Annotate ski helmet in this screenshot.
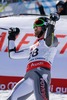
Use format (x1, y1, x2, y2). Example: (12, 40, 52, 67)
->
(56, 0, 64, 9)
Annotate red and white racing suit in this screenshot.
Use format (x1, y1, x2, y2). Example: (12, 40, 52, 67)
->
(7, 36, 58, 100)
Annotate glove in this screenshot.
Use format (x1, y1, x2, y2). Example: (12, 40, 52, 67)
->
(8, 27, 20, 40)
(50, 13, 60, 21)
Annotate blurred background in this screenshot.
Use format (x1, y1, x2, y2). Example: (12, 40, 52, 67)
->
(0, 0, 66, 17)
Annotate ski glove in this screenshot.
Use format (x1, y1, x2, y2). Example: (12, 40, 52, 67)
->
(8, 27, 20, 40)
(50, 13, 60, 21)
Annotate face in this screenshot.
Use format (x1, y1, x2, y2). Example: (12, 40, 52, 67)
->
(34, 26, 42, 37)
(57, 6, 64, 13)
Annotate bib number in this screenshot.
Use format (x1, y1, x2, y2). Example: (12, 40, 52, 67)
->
(29, 48, 39, 59)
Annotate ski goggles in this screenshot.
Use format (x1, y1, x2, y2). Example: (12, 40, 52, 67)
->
(33, 19, 47, 28)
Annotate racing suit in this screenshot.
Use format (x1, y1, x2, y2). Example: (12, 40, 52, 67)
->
(7, 23, 58, 100)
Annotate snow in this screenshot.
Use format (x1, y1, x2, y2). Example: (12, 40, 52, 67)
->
(0, 90, 67, 100)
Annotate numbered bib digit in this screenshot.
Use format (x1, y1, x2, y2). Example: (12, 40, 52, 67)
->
(32, 48, 39, 57)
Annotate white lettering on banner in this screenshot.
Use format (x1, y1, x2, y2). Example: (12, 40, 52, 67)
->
(0, 82, 17, 90)
(50, 85, 53, 92)
(56, 87, 67, 94)
(0, 83, 67, 94)
(50, 85, 67, 94)
(7, 82, 17, 89)
(0, 84, 6, 90)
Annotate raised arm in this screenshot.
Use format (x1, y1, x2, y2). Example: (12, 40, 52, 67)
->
(8, 28, 29, 59)
(36, 1, 46, 15)
(45, 13, 60, 47)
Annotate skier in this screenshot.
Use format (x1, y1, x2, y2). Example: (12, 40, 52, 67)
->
(7, 13, 59, 100)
